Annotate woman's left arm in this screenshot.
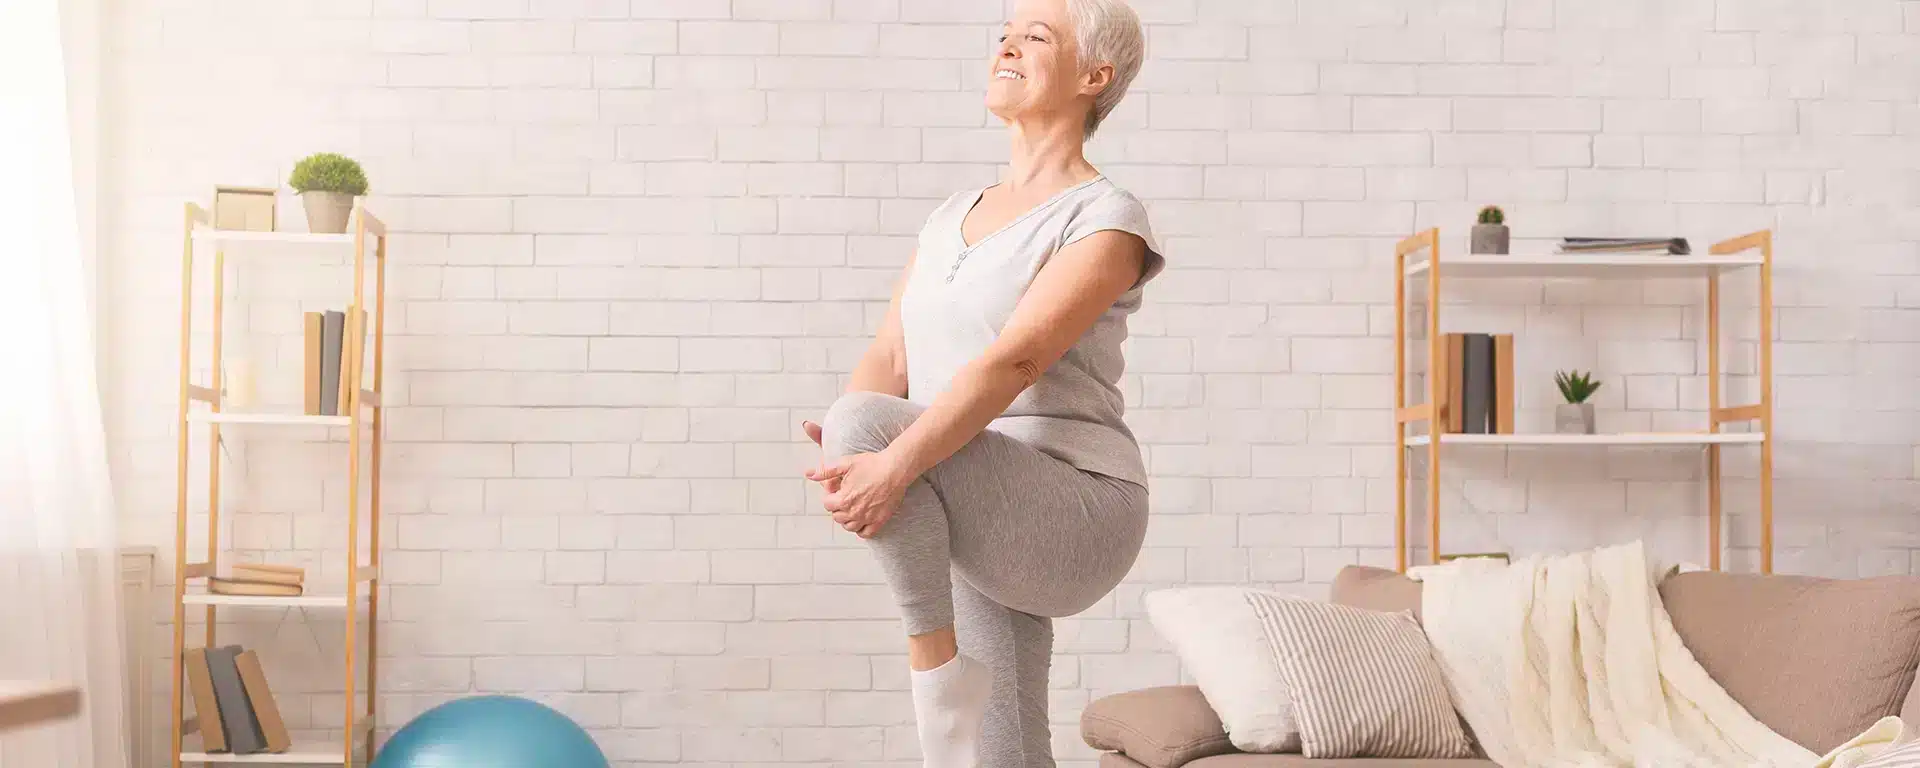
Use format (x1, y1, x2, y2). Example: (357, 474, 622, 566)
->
(813, 229, 1147, 536)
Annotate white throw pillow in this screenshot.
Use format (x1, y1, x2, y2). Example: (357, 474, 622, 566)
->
(1143, 586, 1301, 753)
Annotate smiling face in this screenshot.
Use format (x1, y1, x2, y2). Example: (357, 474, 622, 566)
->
(986, 0, 1111, 129)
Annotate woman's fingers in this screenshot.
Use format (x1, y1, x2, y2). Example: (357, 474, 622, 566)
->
(802, 420, 823, 446)
(805, 458, 851, 483)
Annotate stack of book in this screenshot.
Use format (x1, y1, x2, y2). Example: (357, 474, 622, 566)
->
(183, 645, 291, 755)
(302, 307, 366, 416)
(1435, 332, 1516, 435)
(207, 563, 305, 597)
(1556, 237, 1691, 255)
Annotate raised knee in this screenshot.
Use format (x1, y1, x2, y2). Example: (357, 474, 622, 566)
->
(822, 391, 914, 457)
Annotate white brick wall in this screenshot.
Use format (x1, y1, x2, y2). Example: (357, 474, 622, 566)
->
(100, 0, 1920, 764)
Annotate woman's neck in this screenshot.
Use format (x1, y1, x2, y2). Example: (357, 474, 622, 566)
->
(1002, 113, 1097, 194)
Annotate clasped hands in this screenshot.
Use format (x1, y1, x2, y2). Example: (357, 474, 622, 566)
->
(801, 420, 910, 540)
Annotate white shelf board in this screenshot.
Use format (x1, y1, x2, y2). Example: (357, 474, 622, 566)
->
(1405, 253, 1763, 279)
(188, 411, 351, 427)
(1406, 432, 1764, 447)
(182, 592, 350, 608)
(191, 228, 355, 246)
(179, 745, 348, 764)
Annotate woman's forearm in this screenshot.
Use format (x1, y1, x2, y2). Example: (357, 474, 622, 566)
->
(847, 341, 908, 397)
(877, 354, 1029, 480)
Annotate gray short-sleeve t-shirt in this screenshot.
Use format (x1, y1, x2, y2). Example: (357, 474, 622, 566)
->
(900, 175, 1164, 486)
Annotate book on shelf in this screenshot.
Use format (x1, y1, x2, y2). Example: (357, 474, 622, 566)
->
(231, 562, 305, 587)
(207, 579, 304, 597)
(304, 306, 366, 417)
(1434, 332, 1515, 435)
(201, 562, 307, 596)
(183, 645, 290, 755)
(1556, 237, 1691, 255)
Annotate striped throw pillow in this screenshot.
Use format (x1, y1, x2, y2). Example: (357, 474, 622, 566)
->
(1245, 592, 1473, 759)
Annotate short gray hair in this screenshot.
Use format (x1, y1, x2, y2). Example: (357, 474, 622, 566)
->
(1067, 0, 1145, 138)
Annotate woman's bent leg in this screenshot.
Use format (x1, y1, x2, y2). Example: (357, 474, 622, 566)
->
(820, 392, 957, 635)
(955, 578, 1056, 768)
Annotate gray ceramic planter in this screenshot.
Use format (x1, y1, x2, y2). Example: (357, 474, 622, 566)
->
(1471, 223, 1510, 254)
(1555, 402, 1595, 434)
(302, 191, 355, 234)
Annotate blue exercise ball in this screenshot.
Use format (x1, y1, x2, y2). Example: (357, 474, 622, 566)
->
(372, 695, 607, 768)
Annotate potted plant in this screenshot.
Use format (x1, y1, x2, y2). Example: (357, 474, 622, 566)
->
(1472, 205, 1509, 254)
(1553, 370, 1600, 434)
(289, 152, 368, 234)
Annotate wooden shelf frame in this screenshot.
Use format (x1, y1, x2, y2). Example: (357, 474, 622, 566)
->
(1391, 229, 1774, 574)
(169, 200, 389, 767)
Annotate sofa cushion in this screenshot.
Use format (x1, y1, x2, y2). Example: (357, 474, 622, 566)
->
(1099, 752, 1499, 768)
(1082, 685, 1237, 768)
(1187, 756, 1497, 767)
(1658, 570, 1920, 754)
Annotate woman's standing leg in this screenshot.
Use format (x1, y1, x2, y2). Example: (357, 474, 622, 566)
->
(821, 393, 988, 768)
(819, 391, 1147, 767)
(954, 578, 1056, 768)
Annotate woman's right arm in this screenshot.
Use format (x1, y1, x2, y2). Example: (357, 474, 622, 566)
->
(844, 251, 915, 398)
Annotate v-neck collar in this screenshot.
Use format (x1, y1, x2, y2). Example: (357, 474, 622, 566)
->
(957, 174, 1106, 253)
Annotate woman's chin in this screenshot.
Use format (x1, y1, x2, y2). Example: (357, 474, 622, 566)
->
(984, 95, 1029, 123)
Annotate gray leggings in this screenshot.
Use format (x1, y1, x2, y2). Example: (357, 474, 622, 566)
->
(821, 391, 1149, 767)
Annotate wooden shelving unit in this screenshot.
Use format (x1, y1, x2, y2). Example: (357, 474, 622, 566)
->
(1391, 229, 1774, 574)
(169, 201, 389, 767)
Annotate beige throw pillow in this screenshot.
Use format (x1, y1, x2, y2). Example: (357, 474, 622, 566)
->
(1244, 591, 1473, 760)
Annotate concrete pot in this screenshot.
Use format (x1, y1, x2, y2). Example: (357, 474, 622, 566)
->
(1471, 223, 1510, 254)
(1555, 402, 1595, 434)
(301, 190, 355, 234)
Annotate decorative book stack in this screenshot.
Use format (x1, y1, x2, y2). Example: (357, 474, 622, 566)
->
(206, 563, 306, 598)
(1433, 332, 1515, 435)
(182, 645, 291, 756)
(302, 307, 367, 417)
(1557, 237, 1691, 255)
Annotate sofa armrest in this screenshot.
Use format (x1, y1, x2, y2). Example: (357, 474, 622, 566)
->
(1081, 685, 1237, 768)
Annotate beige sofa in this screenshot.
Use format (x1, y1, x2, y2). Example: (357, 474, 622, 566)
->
(1082, 565, 1920, 768)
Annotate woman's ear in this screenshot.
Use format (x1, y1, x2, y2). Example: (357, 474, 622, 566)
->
(1079, 62, 1114, 98)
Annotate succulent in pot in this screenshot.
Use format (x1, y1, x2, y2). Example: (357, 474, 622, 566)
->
(1472, 204, 1510, 255)
(1553, 370, 1601, 434)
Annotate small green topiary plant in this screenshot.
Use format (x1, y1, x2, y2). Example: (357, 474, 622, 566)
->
(289, 152, 369, 196)
(1554, 370, 1600, 403)
(1477, 205, 1505, 225)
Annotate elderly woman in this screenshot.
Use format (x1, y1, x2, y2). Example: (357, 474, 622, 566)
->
(799, 0, 1158, 765)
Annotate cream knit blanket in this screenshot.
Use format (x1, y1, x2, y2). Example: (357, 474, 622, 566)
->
(1407, 541, 1910, 768)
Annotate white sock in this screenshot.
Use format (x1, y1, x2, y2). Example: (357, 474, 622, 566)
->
(910, 653, 991, 768)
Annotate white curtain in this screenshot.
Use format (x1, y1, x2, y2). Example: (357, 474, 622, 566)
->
(0, 0, 131, 765)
